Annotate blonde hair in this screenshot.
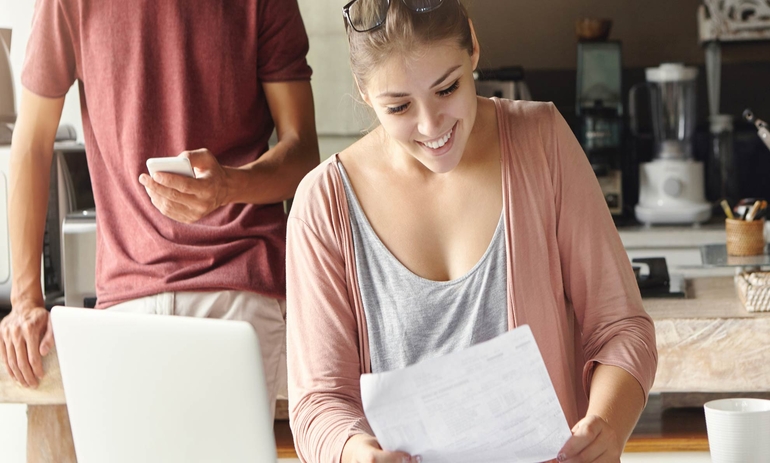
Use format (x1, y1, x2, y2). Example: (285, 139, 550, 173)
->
(345, 0, 473, 91)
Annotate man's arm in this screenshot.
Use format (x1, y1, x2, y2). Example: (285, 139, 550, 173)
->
(0, 88, 65, 388)
(139, 80, 320, 223)
(226, 80, 320, 204)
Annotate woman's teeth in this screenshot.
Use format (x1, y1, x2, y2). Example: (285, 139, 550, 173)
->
(422, 128, 453, 149)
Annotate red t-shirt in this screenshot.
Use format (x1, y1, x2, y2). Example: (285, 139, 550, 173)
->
(21, 0, 312, 307)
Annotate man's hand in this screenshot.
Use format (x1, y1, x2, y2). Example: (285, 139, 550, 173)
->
(139, 149, 231, 223)
(556, 414, 622, 463)
(0, 306, 54, 388)
(342, 434, 421, 463)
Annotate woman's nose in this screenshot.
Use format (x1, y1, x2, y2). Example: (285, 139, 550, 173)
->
(416, 103, 443, 138)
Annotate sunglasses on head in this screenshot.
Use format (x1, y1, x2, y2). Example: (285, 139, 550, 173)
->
(343, 0, 446, 33)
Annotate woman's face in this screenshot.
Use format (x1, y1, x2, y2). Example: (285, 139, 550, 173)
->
(360, 35, 480, 174)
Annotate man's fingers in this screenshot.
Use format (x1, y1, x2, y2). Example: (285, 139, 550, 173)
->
(147, 190, 199, 223)
(14, 340, 38, 388)
(183, 148, 215, 169)
(40, 317, 54, 357)
(143, 176, 196, 202)
(0, 333, 10, 378)
(25, 326, 45, 379)
(5, 340, 24, 386)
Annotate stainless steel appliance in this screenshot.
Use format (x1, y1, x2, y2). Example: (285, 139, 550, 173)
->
(630, 63, 711, 225)
(62, 209, 96, 308)
(1, 29, 14, 145)
(0, 144, 94, 309)
(576, 41, 624, 215)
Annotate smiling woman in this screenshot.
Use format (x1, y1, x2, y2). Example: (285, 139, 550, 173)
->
(286, 1, 658, 463)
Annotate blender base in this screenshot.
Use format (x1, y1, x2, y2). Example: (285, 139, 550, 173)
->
(635, 159, 712, 225)
(635, 203, 712, 225)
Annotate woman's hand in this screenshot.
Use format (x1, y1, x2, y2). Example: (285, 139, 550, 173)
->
(342, 434, 421, 463)
(556, 414, 622, 463)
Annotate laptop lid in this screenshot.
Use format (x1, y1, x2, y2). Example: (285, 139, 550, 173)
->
(51, 306, 277, 463)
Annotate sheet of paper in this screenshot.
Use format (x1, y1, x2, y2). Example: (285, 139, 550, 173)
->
(360, 325, 572, 463)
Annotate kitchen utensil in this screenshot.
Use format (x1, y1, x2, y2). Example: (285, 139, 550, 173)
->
(743, 108, 770, 152)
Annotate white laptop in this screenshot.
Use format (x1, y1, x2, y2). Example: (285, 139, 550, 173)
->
(51, 306, 277, 463)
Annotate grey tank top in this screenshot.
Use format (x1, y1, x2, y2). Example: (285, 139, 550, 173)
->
(338, 164, 508, 373)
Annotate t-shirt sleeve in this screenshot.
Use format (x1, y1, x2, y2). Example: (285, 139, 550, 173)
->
(21, 0, 78, 98)
(257, 0, 312, 82)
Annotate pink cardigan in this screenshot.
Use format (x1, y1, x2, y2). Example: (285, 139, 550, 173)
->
(286, 99, 657, 463)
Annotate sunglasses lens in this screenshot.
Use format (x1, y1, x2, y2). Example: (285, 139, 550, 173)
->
(348, 0, 389, 32)
(402, 0, 443, 13)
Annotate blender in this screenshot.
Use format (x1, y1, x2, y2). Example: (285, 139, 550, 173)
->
(630, 63, 712, 225)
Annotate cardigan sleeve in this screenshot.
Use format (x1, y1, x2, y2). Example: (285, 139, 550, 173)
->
(286, 169, 373, 463)
(545, 104, 658, 402)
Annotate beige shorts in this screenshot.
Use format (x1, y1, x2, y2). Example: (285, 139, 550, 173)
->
(108, 290, 287, 421)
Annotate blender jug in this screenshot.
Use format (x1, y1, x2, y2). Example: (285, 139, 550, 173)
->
(630, 63, 711, 225)
(629, 63, 698, 160)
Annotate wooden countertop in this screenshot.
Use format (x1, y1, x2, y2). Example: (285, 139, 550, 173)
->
(643, 276, 769, 319)
(0, 347, 65, 405)
(645, 277, 770, 393)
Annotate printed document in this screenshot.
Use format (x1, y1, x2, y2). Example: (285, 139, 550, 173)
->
(360, 325, 572, 463)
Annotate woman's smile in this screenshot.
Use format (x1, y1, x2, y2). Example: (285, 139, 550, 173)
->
(417, 121, 457, 156)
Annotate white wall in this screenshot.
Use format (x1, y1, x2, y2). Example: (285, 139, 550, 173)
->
(297, 0, 367, 159)
(0, 0, 84, 142)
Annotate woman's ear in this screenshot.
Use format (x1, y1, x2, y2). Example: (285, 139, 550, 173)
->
(469, 19, 480, 71)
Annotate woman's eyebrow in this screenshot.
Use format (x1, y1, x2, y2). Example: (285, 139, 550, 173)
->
(376, 64, 464, 99)
(431, 64, 462, 88)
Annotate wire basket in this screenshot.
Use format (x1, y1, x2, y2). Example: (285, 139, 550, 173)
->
(735, 271, 770, 313)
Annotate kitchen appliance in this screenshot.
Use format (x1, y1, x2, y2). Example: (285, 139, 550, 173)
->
(633, 257, 685, 298)
(576, 41, 624, 215)
(474, 66, 532, 101)
(62, 209, 97, 308)
(1, 29, 15, 145)
(0, 144, 94, 309)
(630, 63, 712, 225)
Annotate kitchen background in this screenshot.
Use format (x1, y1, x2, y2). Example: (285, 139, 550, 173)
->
(1, 1, 769, 462)
(2, 0, 769, 212)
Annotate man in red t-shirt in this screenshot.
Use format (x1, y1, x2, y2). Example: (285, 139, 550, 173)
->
(0, 0, 318, 425)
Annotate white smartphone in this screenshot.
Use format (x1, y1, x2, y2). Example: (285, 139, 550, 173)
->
(146, 157, 195, 178)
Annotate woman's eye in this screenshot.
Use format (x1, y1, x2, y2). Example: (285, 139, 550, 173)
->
(438, 80, 460, 97)
(386, 103, 409, 115)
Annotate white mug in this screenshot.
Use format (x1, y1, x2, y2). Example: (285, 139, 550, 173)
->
(704, 398, 770, 463)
